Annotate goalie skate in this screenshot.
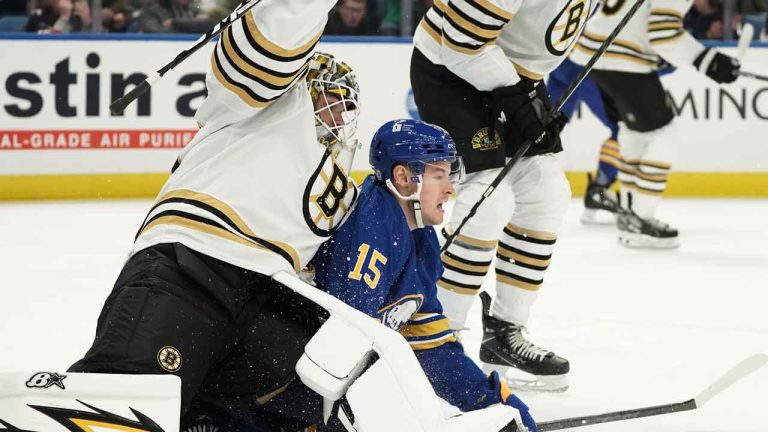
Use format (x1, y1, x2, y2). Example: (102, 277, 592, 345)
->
(478, 292, 569, 393)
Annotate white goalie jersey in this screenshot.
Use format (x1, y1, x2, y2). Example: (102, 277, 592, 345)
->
(570, 0, 706, 73)
(413, 0, 598, 91)
(132, 0, 358, 276)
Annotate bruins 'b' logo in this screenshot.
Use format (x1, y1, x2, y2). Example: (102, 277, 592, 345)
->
(157, 346, 182, 372)
(546, 0, 590, 56)
(303, 151, 358, 237)
(471, 127, 501, 151)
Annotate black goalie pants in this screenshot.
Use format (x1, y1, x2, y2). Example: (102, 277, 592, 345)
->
(68, 243, 324, 427)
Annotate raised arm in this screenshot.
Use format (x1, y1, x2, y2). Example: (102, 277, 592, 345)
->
(196, 0, 337, 127)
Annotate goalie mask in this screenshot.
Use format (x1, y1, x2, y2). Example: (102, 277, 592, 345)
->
(306, 52, 360, 154)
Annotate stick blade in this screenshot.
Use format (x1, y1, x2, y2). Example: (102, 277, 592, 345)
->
(694, 353, 768, 407)
(737, 23, 754, 61)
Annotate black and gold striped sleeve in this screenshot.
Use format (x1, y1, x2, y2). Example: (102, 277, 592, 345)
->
(648, 6, 684, 45)
(208, 0, 332, 109)
(428, 0, 514, 55)
(646, 0, 706, 67)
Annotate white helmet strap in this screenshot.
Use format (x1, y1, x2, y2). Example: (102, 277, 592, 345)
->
(385, 176, 425, 229)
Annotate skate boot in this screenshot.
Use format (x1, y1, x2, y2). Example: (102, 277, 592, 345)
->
(581, 173, 619, 225)
(478, 292, 570, 392)
(617, 194, 679, 249)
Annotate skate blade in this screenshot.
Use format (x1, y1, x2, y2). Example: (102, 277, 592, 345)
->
(618, 232, 680, 249)
(581, 208, 617, 225)
(482, 364, 570, 393)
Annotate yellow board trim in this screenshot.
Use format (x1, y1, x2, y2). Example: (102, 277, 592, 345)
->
(1, 171, 768, 201)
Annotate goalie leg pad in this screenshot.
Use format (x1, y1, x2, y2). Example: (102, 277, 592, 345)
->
(0, 372, 180, 432)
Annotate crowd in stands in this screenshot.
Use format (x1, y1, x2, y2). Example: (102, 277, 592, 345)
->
(0, 0, 765, 38)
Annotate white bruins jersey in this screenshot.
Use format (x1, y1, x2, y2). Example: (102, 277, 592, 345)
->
(413, 0, 597, 91)
(570, 0, 705, 73)
(132, 0, 358, 276)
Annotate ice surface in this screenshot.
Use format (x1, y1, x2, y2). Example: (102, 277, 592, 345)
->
(1, 198, 766, 431)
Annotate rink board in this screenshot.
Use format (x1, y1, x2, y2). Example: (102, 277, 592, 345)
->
(0, 34, 766, 199)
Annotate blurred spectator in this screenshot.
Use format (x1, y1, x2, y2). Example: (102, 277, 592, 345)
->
(26, 0, 92, 32)
(737, 0, 767, 38)
(325, 0, 378, 35)
(0, 0, 28, 16)
(102, 0, 135, 32)
(378, 0, 430, 36)
(140, 0, 214, 33)
(685, 0, 738, 38)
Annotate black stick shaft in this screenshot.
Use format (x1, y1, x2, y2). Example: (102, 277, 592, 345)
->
(441, 0, 647, 253)
(537, 399, 697, 431)
(551, 0, 648, 113)
(739, 70, 768, 82)
(109, 0, 262, 115)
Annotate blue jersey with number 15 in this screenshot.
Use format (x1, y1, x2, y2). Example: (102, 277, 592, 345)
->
(311, 176, 507, 412)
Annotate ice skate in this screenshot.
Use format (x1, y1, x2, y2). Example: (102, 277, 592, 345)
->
(581, 173, 619, 225)
(617, 195, 679, 249)
(478, 292, 570, 392)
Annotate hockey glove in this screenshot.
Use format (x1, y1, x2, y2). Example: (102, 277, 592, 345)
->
(489, 370, 538, 432)
(694, 48, 740, 84)
(492, 78, 565, 158)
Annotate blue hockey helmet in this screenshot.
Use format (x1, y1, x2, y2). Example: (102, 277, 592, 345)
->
(369, 119, 463, 183)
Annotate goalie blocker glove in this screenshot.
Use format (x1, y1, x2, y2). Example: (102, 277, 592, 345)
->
(694, 48, 740, 84)
(492, 78, 567, 158)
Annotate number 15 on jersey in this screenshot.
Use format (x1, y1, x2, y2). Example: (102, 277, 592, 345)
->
(348, 243, 388, 289)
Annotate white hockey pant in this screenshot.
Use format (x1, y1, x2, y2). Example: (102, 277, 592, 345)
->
(438, 154, 571, 328)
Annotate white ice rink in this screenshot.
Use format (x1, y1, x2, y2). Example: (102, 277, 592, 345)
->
(1, 198, 767, 431)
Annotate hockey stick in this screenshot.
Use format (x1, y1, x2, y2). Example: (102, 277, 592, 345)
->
(537, 353, 768, 431)
(109, 0, 264, 115)
(441, 0, 648, 253)
(739, 70, 768, 82)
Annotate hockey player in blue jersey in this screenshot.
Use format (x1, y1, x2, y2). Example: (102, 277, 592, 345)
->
(231, 119, 538, 431)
